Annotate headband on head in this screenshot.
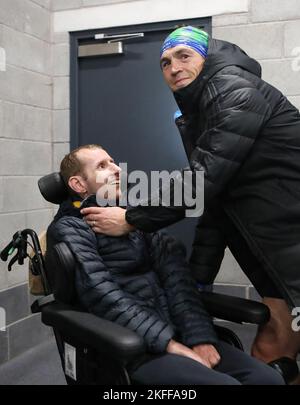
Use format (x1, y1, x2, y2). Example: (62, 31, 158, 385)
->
(160, 26, 209, 59)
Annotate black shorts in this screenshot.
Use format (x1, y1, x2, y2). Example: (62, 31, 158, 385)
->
(222, 215, 283, 299)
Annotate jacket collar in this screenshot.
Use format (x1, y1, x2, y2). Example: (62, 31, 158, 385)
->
(54, 194, 98, 222)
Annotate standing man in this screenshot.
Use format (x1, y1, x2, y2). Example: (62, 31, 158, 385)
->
(81, 26, 300, 369)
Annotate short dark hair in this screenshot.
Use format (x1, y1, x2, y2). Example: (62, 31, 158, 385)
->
(60, 144, 103, 186)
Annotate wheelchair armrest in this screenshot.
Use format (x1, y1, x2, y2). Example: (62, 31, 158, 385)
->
(200, 291, 270, 325)
(41, 302, 145, 363)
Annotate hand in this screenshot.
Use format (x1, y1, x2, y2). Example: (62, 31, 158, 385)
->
(166, 339, 212, 368)
(192, 344, 221, 368)
(80, 206, 134, 236)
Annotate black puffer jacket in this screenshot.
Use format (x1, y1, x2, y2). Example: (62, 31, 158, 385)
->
(126, 38, 300, 308)
(46, 197, 218, 354)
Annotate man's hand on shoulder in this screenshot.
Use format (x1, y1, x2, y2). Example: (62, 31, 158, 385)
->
(80, 206, 134, 236)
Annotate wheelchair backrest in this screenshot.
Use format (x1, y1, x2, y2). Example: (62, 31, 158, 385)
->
(45, 241, 78, 306)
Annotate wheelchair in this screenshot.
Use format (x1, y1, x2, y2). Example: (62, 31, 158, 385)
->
(1, 172, 298, 385)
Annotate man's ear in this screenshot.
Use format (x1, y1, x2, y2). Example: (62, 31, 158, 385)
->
(68, 176, 87, 195)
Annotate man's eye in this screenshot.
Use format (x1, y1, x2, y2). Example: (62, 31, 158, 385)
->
(181, 54, 189, 60)
(161, 61, 170, 69)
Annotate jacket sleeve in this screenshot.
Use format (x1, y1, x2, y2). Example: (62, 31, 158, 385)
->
(51, 217, 174, 353)
(145, 231, 219, 348)
(125, 76, 272, 232)
(189, 76, 272, 204)
(189, 209, 226, 284)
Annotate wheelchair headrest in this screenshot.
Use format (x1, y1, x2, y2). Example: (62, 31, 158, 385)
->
(38, 172, 69, 204)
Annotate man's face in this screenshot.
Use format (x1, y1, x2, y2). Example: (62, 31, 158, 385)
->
(160, 45, 205, 92)
(76, 148, 121, 201)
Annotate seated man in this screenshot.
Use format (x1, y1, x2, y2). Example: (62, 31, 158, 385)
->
(46, 144, 284, 385)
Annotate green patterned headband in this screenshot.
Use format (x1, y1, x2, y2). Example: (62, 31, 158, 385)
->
(160, 26, 209, 58)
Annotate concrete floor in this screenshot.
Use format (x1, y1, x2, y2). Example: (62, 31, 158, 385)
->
(0, 337, 66, 385)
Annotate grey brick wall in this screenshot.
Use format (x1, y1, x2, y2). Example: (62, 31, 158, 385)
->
(52, 30, 70, 171)
(51, 0, 143, 12)
(0, 0, 54, 365)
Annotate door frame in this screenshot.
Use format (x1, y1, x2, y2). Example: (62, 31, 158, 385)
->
(70, 17, 211, 149)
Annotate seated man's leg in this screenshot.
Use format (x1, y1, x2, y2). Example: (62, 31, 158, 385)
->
(130, 353, 241, 385)
(252, 297, 300, 362)
(130, 346, 284, 385)
(214, 341, 285, 385)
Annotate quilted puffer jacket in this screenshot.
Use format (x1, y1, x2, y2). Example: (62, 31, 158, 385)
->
(46, 197, 218, 354)
(125, 38, 300, 308)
